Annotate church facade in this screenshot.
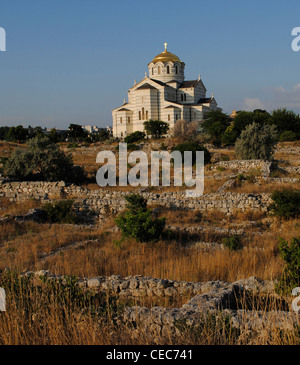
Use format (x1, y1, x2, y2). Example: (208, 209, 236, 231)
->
(112, 44, 219, 138)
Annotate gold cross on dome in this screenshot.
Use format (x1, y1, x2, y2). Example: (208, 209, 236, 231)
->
(164, 42, 167, 51)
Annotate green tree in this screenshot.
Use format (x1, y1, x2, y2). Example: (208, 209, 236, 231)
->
(68, 124, 88, 142)
(5, 125, 29, 143)
(4, 135, 85, 182)
(48, 128, 64, 143)
(235, 122, 277, 160)
(202, 110, 231, 146)
(115, 194, 166, 242)
(0, 126, 9, 140)
(143, 120, 169, 138)
(92, 129, 110, 142)
(269, 108, 300, 138)
(228, 110, 271, 145)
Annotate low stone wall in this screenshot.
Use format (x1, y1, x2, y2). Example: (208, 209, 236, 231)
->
(22, 271, 299, 335)
(0, 181, 66, 201)
(284, 166, 300, 174)
(212, 160, 272, 177)
(75, 192, 272, 221)
(0, 181, 272, 220)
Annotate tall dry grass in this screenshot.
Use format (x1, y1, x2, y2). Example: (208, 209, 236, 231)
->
(0, 271, 299, 345)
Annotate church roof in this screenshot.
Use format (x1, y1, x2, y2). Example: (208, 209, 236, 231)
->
(116, 107, 131, 111)
(179, 80, 199, 88)
(135, 83, 157, 90)
(150, 78, 167, 87)
(198, 97, 213, 104)
(165, 104, 181, 109)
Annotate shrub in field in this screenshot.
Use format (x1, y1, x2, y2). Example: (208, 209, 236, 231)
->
(268, 189, 300, 219)
(172, 141, 211, 165)
(115, 194, 166, 242)
(276, 236, 300, 293)
(124, 131, 145, 143)
(43, 200, 79, 224)
(4, 136, 86, 184)
(115, 143, 140, 151)
(278, 130, 297, 142)
(222, 235, 243, 251)
(235, 122, 277, 161)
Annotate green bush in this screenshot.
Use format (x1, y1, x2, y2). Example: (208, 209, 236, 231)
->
(220, 155, 230, 161)
(222, 235, 243, 250)
(124, 131, 145, 144)
(115, 143, 140, 151)
(43, 200, 79, 224)
(4, 136, 86, 184)
(245, 173, 256, 184)
(172, 141, 211, 165)
(268, 189, 300, 219)
(115, 194, 166, 242)
(236, 173, 246, 184)
(278, 131, 297, 142)
(235, 122, 277, 161)
(67, 143, 79, 149)
(276, 236, 300, 293)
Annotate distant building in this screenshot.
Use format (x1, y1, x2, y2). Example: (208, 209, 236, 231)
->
(81, 125, 99, 134)
(106, 126, 113, 136)
(112, 43, 220, 138)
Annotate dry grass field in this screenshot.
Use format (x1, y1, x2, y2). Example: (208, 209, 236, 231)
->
(0, 140, 299, 345)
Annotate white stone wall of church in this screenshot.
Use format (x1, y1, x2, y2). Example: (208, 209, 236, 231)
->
(194, 83, 207, 101)
(178, 88, 195, 103)
(164, 86, 177, 103)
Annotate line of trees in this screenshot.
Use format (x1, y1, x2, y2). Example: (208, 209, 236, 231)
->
(202, 108, 300, 146)
(0, 124, 110, 144)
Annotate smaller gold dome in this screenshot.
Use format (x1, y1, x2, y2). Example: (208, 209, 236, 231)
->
(150, 43, 182, 64)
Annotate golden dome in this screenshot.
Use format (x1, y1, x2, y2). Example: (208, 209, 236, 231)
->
(150, 43, 183, 64)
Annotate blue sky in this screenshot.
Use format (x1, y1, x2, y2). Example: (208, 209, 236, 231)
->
(0, 0, 300, 129)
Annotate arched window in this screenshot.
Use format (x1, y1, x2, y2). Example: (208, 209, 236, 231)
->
(167, 65, 170, 74)
(175, 65, 178, 74)
(128, 117, 131, 123)
(139, 111, 141, 120)
(152, 67, 154, 75)
(158, 66, 161, 75)
(146, 111, 148, 120)
(142, 107, 145, 120)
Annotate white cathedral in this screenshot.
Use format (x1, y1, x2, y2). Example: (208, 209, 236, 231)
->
(112, 43, 219, 138)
